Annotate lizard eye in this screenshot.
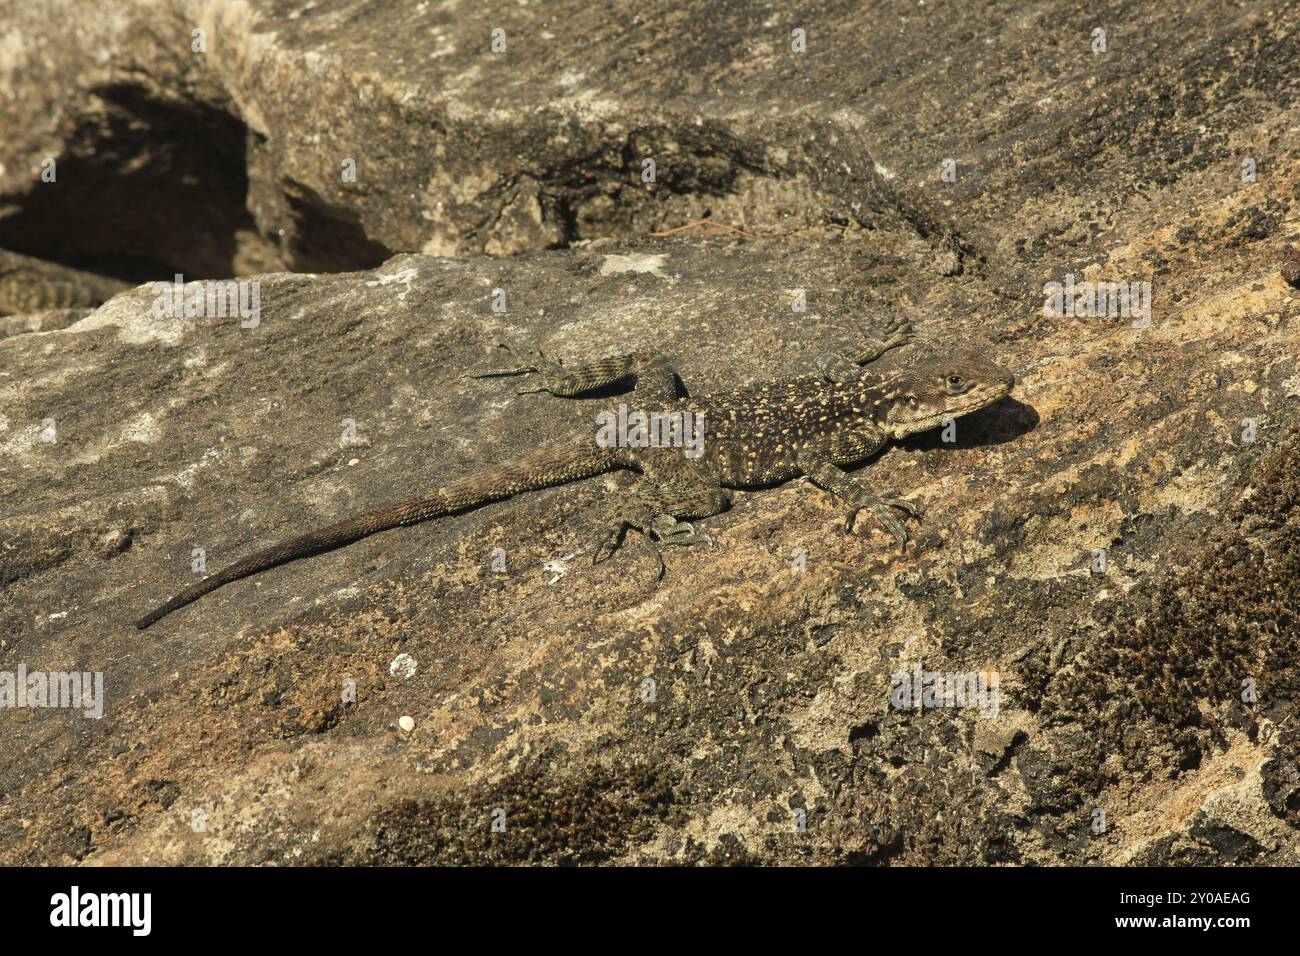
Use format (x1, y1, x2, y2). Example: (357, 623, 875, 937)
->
(945, 374, 967, 393)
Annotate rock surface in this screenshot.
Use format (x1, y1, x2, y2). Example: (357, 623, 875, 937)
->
(1, 0, 1298, 865)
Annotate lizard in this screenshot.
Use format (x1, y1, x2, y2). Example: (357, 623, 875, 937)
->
(0, 249, 130, 316)
(135, 318, 1015, 629)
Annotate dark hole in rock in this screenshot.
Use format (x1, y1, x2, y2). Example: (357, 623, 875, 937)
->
(0, 83, 387, 283)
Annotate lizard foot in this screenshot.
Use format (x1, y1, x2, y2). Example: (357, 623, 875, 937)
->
(816, 316, 916, 383)
(639, 518, 712, 582)
(850, 315, 915, 363)
(462, 339, 564, 394)
(647, 514, 715, 549)
(872, 314, 914, 350)
(844, 492, 923, 548)
(591, 514, 715, 566)
(590, 521, 667, 580)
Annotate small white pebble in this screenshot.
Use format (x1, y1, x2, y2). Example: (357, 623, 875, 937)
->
(398, 715, 415, 733)
(389, 653, 418, 679)
(348, 458, 360, 466)
(543, 551, 580, 585)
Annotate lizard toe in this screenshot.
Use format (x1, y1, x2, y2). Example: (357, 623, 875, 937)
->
(647, 515, 715, 549)
(843, 497, 913, 547)
(878, 495, 923, 520)
(873, 507, 910, 548)
(591, 524, 625, 564)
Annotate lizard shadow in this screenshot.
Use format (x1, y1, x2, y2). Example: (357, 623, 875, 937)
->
(896, 395, 1038, 452)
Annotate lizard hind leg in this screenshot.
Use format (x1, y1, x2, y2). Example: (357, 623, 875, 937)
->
(465, 340, 679, 399)
(461, 339, 559, 393)
(590, 471, 729, 567)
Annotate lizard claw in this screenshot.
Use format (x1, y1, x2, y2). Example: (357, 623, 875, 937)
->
(590, 522, 667, 582)
(591, 523, 625, 564)
(498, 338, 551, 365)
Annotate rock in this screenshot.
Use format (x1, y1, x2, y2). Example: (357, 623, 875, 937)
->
(1282, 249, 1300, 289)
(1, 0, 1298, 866)
(389, 654, 418, 680)
(0, 0, 957, 275)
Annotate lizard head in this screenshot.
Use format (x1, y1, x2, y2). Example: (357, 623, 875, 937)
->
(882, 349, 1015, 439)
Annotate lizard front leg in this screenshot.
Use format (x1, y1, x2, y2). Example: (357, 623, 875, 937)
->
(465, 341, 680, 402)
(796, 429, 922, 547)
(815, 314, 914, 384)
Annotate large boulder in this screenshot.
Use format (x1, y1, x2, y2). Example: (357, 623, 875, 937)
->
(0, 0, 1297, 864)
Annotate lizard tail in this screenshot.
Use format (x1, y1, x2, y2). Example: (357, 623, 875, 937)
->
(136, 439, 621, 629)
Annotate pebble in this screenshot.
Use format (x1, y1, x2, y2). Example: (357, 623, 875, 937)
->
(398, 715, 415, 733)
(389, 653, 417, 679)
